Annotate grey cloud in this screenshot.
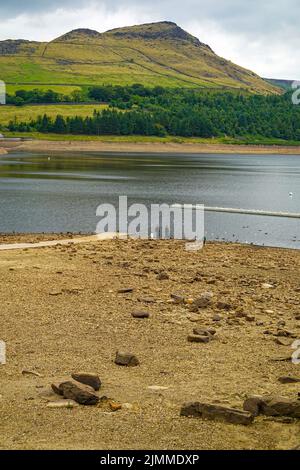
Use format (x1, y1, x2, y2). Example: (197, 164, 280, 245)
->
(0, 0, 299, 78)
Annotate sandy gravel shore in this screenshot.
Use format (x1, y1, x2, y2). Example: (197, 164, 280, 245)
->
(0, 236, 300, 450)
(2, 139, 300, 154)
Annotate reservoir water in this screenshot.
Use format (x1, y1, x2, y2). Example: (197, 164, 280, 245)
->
(0, 151, 300, 249)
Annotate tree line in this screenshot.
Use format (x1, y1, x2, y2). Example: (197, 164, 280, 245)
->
(5, 85, 300, 140)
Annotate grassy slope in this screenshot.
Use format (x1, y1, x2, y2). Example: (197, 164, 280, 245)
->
(0, 104, 106, 125)
(0, 22, 279, 94)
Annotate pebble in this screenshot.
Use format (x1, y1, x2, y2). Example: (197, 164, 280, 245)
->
(22, 369, 42, 377)
(261, 283, 274, 289)
(187, 334, 210, 343)
(212, 314, 223, 322)
(131, 311, 150, 319)
(49, 290, 62, 296)
(115, 351, 140, 367)
(156, 272, 169, 280)
(47, 400, 79, 409)
(118, 288, 134, 294)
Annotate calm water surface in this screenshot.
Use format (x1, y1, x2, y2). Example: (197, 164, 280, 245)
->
(0, 151, 300, 248)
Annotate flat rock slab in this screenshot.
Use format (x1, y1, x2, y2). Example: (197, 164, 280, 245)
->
(71, 372, 101, 391)
(193, 327, 216, 337)
(278, 376, 300, 384)
(118, 288, 134, 293)
(244, 395, 300, 418)
(115, 351, 140, 367)
(187, 334, 210, 343)
(181, 402, 253, 425)
(54, 381, 99, 405)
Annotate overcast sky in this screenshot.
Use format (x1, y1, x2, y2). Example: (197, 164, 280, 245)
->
(0, 0, 298, 79)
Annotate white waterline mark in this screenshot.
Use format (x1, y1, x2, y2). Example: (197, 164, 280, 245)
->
(0, 80, 6, 105)
(96, 196, 205, 251)
(0, 340, 6, 365)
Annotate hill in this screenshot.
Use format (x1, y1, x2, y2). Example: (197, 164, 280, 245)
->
(0, 21, 279, 94)
(264, 78, 295, 91)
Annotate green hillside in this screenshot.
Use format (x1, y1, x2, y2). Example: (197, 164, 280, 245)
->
(0, 21, 279, 94)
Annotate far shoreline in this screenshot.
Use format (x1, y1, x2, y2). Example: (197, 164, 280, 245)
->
(2, 139, 300, 155)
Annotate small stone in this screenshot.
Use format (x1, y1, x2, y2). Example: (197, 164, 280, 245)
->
(269, 355, 292, 362)
(275, 337, 293, 346)
(193, 327, 216, 337)
(115, 351, 139, 367)
(245, 315, 255, 322)
(49, 290, 62, 296)
(109, 401, 122, 412)
(187, 314, 201, 322)
(261, 283, 274, 289)
(181, 402, 253, 425)
(138, 297, 156, 304)
(22, 369, 42, 377)
(170, 293, 185, 304)
(156, 272, 169, 280)
(187, 334, 210, 343)
(147, 385, 169, 391)
(47, 400, 79, 409)
(216, 302, 232, 311)
(278, 376, 300, 384)
(71, 372, 101, 391)
(118, 288, 134, 294)
(212, 314, 223, 322)
(131, 311, 150, 319)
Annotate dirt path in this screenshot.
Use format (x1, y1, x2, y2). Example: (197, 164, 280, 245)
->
(2, 139, 300, 155)
(0, 233, 119, 251)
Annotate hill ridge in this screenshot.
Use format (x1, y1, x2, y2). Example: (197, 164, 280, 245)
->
(0, 21, 280, 94)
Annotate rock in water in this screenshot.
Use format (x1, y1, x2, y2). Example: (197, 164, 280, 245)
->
(71, 372, 101, 391)
(180, 402, 253, 425)
(115, 351, 140, 367)
(57, 381, 99, 405)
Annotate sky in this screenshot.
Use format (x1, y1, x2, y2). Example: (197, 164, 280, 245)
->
(0, 0, 298, 79)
